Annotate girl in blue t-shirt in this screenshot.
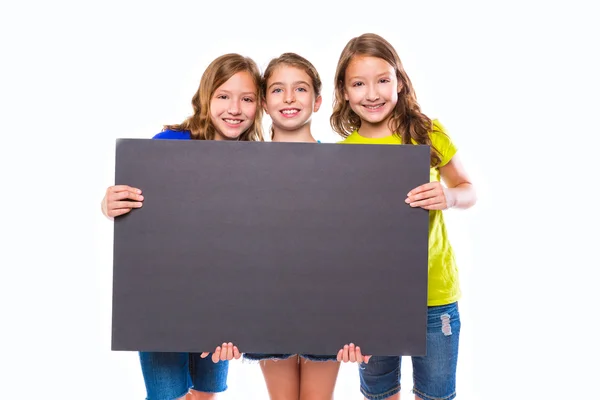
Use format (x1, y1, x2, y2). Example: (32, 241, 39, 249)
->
(101, 53, 264, 400)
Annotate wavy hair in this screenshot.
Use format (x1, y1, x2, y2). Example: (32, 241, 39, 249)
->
(330, 33, 442, 167)
(164, 53, 264, 141)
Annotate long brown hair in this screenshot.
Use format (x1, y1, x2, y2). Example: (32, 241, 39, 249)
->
(164, 53, 264, 141)
(330, 33, 443, 167)
(262, 53, 322, 139)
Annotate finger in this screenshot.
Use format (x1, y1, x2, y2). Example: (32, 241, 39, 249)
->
(349, 343, 356, 363)
(422, 202, 447, 210)
(355, 346, 364, 364)
(220, 343, 228, 361)
(109, 201, 143, 211)
(226, 343, 233, 360)
(212, 347, 221, 363)
(200, 352, 209, 358)
(410, 198, 441, 208)
(364, 355, 372, 364)
(406, 188, 436, 203)
(342, 345, 349, 363)
(108, 208, 132, 218)
(337, 348, 343, 362)
(233, 346, 241, 359)
(110, 185, 142, 194)
(407, 182, 436, 196)
(110, 190, 144, 202)
(407, 184, 427, 196)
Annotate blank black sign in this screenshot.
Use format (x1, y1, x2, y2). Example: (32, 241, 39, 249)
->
(112, 139, 430, 356)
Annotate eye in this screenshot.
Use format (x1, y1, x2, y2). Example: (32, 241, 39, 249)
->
(243, 97, 255, 102)
(352, 82, 364, 87)
(379, 78, 391, 83)
(296, 87, 308, 92)
(216, 94, 228, 99)
(271, 88, 283, 93)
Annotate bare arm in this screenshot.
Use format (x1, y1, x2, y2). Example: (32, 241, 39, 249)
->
(406, 152, 477, 210)
(438, 153, 477, 209)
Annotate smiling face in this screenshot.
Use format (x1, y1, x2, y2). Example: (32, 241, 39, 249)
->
(263, 65, 322, 133)
(209, 71, 258, 140)
(343, 55, 401, 131)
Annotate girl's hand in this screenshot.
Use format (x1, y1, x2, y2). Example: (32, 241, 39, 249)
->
(201, 342, 241, 363)
(101, 185, 143, 218)
(405, 181, 454, 210)
(337, 343, 371, 364)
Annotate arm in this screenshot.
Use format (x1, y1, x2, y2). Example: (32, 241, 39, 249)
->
(405, 152, 477, 210)
(438, 153, 477, 209)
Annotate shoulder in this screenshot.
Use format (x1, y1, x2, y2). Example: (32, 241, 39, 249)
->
(430, 119, 450, 142)
(152, 129, 192, 140)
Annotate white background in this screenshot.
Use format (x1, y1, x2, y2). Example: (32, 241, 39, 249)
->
(1, 1, 598, 399)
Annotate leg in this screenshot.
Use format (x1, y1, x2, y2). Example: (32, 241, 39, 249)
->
(411, 302, 460, 400)
(368, 394, 400, 400)
(189, 353, 229, 398)
(298, 358, 341, 400)
(187, 389, 218, 400)
(139, 352, 193, 400)
(358, 356, 401, 400)
(259, 356, 301, 400)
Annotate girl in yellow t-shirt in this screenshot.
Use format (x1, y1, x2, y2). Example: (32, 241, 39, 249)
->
(332, 33, 477, 400)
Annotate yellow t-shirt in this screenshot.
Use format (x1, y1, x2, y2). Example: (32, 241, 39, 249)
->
(340, 120, 460, 306)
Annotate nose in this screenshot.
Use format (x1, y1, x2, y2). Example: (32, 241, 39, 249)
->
(284, 90, 295, 104)
(366, 85, 379, 102)
(227, 100, 241, 115)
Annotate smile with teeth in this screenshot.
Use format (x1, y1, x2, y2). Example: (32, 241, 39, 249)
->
(280, 108, 300, 117)
(224, 118, 243, 125)
(363, 103, 385, 110)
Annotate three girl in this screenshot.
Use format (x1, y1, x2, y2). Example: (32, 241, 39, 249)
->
(102, 33, 476, 400)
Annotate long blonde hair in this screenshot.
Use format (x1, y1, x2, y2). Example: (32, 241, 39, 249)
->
(330, 33, 442, 167)
(164, 53, 264, 141)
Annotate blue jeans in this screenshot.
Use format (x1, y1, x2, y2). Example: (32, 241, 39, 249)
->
(359, 302, 461, 400)
(139, 352, 228, 400)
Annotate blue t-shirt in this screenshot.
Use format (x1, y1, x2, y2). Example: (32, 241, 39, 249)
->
(153, 130, 191, 140)
(153, 130, 320, 143)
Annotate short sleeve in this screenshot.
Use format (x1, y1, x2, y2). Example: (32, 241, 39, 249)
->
(151, 130, 191, 140)
(430, 119, 457, 167)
